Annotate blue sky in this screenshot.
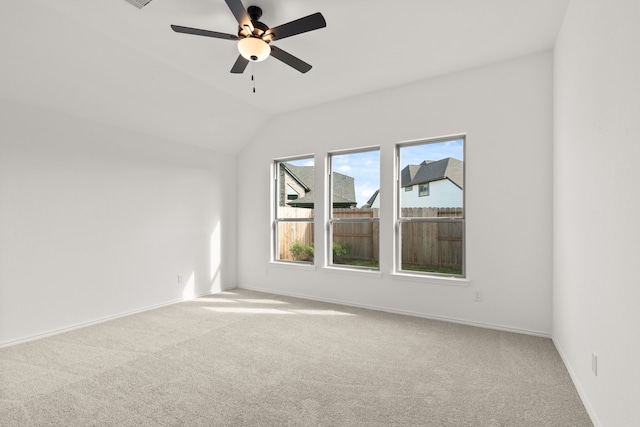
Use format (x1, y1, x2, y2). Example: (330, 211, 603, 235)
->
(399, 139, 464, 169)
(342, 139, 463, 206)
(287, 139, 464, 207)
(332, 150, 380, 206)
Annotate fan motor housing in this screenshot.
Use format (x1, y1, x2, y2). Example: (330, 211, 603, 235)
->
(238, 6, 270, 39)
(247, 6, 262, 20)
(239, 21, 269, 37)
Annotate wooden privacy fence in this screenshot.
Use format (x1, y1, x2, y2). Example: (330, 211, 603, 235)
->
(278, 207, 462, 268)
(332, 208, 379, 261)
(400, 208, 463, 268)
(277, 207, 314, 260)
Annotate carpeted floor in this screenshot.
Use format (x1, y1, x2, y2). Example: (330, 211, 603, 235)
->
(1, 288, 592, 426)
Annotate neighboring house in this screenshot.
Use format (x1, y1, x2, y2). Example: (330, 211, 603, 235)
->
(364, 157, 463, 208)
(280, 163, 356, 208)
(362, 190, 380, 209)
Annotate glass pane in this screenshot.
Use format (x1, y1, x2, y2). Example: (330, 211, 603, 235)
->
(399, 221, 463, 275)
(331, 221, 379, 269)
(331, 150, 380, 213)
(399, 140, 464, 218)
(330, 149, 380, 268)
(276, 221, 314, 262)
(277, 158, 314, 218)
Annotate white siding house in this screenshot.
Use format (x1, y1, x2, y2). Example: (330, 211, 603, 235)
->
(401, 179, 462, 208)
(365, 157, 463, 208)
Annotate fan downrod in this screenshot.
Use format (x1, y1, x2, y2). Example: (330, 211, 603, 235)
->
(247, 6, 262, 21)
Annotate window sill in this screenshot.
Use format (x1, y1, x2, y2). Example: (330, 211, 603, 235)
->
(269, 261, 317, 272)
(390, 272, 470, 286)
(323, 266, 383, 279)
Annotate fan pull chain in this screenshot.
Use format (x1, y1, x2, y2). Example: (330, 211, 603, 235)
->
(252, 62, 256, 93)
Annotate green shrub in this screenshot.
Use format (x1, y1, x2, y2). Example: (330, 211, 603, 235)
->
(332, 242, 350, 262)
(291, 241, 314, 261)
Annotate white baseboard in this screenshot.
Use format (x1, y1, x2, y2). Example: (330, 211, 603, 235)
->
(237, 284, 552, 338)
(0, 288, 234, 349)
(553, 340, 600, 427)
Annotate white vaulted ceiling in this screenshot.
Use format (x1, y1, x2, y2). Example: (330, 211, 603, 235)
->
(0, 0, 569, 153)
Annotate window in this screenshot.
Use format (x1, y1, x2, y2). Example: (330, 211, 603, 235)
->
(328, 148, 380, 270)
(405, 186, 413, 192)
(274, 157, 315, 263)
(397, 136, 465, 277)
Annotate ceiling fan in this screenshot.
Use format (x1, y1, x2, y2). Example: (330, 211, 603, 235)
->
(171, 0, 326, 74)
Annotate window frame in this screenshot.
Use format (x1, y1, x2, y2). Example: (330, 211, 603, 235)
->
(272, 155, 316, 265)
(327, 147, 380, 271)
(418, 183, 430, 197)
(395, 135, 466, 279)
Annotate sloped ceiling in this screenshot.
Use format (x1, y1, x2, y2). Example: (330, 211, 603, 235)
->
(0, 0, 569, 153)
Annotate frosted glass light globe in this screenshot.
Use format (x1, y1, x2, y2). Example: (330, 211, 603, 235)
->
(237, 37, 270, 62)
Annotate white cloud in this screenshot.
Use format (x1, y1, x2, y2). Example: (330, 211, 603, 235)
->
(360, 189, 375, 199)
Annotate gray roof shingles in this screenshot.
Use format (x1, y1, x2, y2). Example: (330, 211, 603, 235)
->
(402, 158, 463, 189)
(284, 163, 356, 207)
(365, 157, 463, 207)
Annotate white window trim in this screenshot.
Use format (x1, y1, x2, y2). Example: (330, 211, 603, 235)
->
(390, 272, 469, 286)
(272, 155, 316, 266)
(394, 134, 466, 280)
(269, 261, 317, 272)
(327, 147, 381, 270)
(323, 265, 383, 278)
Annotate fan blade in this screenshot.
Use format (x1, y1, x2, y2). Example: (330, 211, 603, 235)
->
(171, 25, 238, 40)
(267, 12, 326, 41)
(230, 55, 249, 74)
(225, 0, 253, 32)
(270, 46, 312, 73)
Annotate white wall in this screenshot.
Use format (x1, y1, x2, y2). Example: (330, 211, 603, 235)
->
(553, 0, 640, 425)
(0, 99, 237, 346)
(237, 51, 554, 336)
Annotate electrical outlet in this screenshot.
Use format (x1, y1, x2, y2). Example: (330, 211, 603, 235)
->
(474, 291, 483, 302)
(178, 274, 183, 284)
(592, 353, 598, 376)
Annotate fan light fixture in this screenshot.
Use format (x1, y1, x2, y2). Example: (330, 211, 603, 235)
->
(171, 1, 326, 74)
(237, 37, 270, 62)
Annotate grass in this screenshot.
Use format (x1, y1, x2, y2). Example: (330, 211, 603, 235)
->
(401, 264, 463, 275)
(339, 259, 379, 268)
(333, 259, 462, 276)
(334, 258, 462, 276)
(332, 258, 379, 269)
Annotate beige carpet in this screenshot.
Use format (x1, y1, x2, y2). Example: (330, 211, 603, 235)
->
(1, 288, 591, 426)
